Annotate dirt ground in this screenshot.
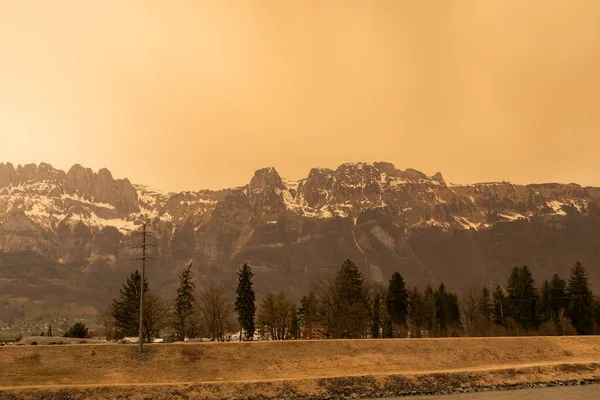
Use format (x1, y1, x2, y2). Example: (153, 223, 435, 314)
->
(1, 336, 600, 388)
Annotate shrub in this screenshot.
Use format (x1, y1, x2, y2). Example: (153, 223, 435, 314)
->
(64, 322, 89, 338)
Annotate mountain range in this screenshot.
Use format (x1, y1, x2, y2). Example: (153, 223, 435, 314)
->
(1, 161, 599, 324)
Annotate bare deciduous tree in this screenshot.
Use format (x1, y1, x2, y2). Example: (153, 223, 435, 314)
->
(97, 308, 117, 340)
(364, 282, 386, 338)
(197, 283, 233, 341)
(143, 294, 171, 341)
(460, 289, 478, 335)
(257, 291, 295, 340)
(313, 274, 337, 338)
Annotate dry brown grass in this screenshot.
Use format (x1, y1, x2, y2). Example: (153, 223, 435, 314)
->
(1, 336, 600, 389)
(1, 362, 600, 400)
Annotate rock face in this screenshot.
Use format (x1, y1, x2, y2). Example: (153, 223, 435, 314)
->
(64, 164, 139, 213)
(0, 162, 599, 316)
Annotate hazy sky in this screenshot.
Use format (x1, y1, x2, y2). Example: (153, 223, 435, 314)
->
(1, 1, 599, 192)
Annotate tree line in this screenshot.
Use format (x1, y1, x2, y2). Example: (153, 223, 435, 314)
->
(100, 260, 600, 341)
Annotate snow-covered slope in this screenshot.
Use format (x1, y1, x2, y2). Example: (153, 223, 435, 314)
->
(1, 161, 595, 238)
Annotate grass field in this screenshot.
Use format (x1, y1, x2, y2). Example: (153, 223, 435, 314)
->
(1, 336, 600, 399)
(2, 336, 600, 386)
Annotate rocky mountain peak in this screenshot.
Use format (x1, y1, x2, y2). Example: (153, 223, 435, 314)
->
(373, 162, 403, 177)
(299, 168, 336, 209)
(401, 168, 430, 181)
(335, 162, 379, 183)
(0, 162, 17, 187)
(433, 172, 445, 183)
(68, 165, 139, 213)
(16, 163, 40, 181)
(65, 164, 96, 194)
(0, 162, 65, 187)
(249, 167, 285, 191)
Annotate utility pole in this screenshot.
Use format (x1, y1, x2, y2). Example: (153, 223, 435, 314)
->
(135, 223, 154, 353)
(138, 223, 146, 353)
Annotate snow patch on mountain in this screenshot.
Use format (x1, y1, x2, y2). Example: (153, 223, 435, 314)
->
(61, 193, 115, 210)
(455, 217, 481, 231)
(499, 213, 526, 221)
(370, 226, 395, 250)
(547, 200, 567, 216)
(0, 162, 596, 241)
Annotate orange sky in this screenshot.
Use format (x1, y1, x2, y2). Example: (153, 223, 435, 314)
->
(1, 0, 599, 191)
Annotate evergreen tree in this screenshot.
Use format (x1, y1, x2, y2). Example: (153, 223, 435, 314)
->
(407, 287, 425, 338)
(435, 283, 461, 337)
(370, 293, 382, 339)
(382, 311, 394, 338)
(549, 273, 567, 324)
(593, 296, 600, 333)
(539, 280, 551, 323)
(111, 270, 149, 337)
(298, 291, 319, 339)
(64, 322, 88, 338)
(566, 262, 594, 334)
(422, 284, 437, 336)
(477, 287, 493, 321)
(365, 282, 386, 339)
(332, 260, 367, 338)
(174, 263, 196, 341)
(492, 285, 505, 325)
(235, 263, 256, 341)
(386, 271, 409, 334)
(506, 266, 538, 330)
(446, 291, 461, 333)
(435, 283, 449, 335)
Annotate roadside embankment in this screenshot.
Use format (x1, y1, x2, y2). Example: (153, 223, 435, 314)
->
(1, 336, 600, 399)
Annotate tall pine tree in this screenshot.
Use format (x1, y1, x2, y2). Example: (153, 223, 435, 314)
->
(492, 285, 505, 326)
(407, 287, 425, 338)
(549, 273, 567, 324)
(566, 262, 594, 334)
(111, 270, 149, 337)
(477, 287, 494, 321)
(298, 291, 319, 339)
(174, 263, 196, 341)
(364, 282, 386, 339)
(333, 260, 367, 338)
(506, 266, 538, 330)
(422, 284, 437, 336)
(435, 283, 461, 337)
(435, 283, 450, 336)
(386, 271, 409, 335)
(235, 263, 256, 341)
(539, 280, 551, 323)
